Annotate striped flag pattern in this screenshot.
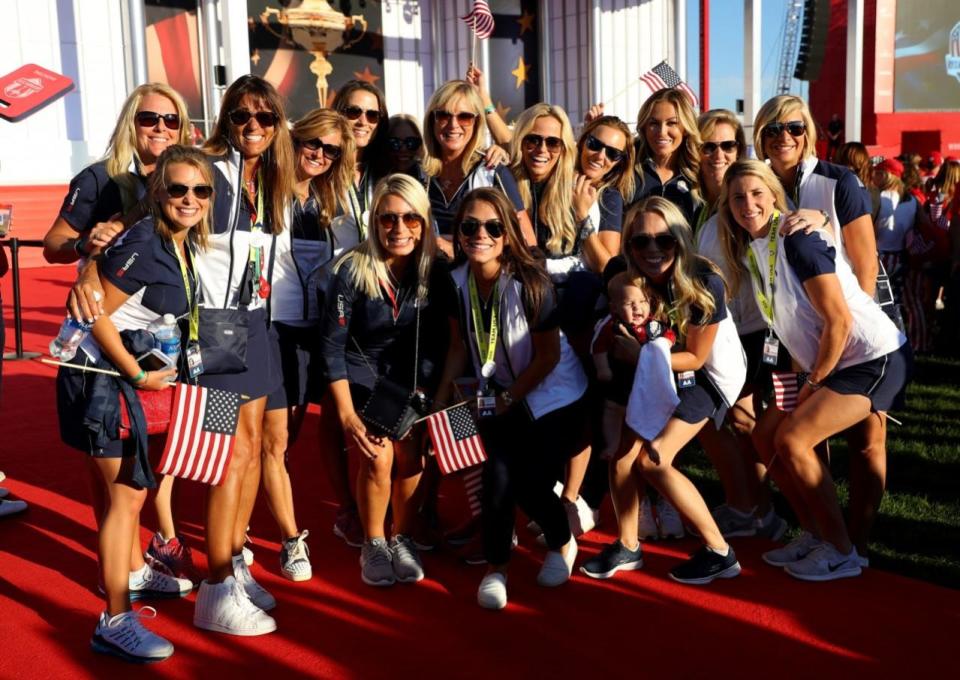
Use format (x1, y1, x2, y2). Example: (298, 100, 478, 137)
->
(426, 404, 487, 475)
(771, 371, 808, 412)
(460, 0, 495, 39)
(639, 61, 700, 108)
(158, 383, 240, 485)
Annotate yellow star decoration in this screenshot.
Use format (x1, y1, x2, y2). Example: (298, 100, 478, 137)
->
(511, 56, 530, 90)
(250, 49, 261, 66)
(353, 66, 381, 85)
(517, 10, 535, 35)
(495, 101, 511, 122)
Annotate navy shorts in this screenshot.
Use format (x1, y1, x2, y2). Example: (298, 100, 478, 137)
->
(673, 373, 726, 424)
(825, 343, 913, 412)
(267, 322, 324, 411)
(198, 308, 281, 402)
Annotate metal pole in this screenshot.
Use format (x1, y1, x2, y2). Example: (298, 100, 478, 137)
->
(675, 0, 687, 80)
(846, 0, 864, 141)
(127, 0, 149, 87)
(744, 0, 762, 155)
(3, 238, 41, 361)
(700, 0, 709, 110)
(200, 0, 222, 136)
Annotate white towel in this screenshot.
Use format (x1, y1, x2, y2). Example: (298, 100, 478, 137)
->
(626, 336, 680, 442)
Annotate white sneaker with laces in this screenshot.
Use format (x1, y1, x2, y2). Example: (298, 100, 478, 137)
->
(656, 497, 685, 539)
(638, 496, 658, 540)
(91, 607, 174, 662)
(762, 531, 822, 567)
(129, 563, 192, 601)
(537, 538, 578, 587)
(232, 554, 276, 611)
(785, 543, 863, 582)
(477, 572, 508, 609)
(280, 530, 312, 582)
(193, 576, 277, 636)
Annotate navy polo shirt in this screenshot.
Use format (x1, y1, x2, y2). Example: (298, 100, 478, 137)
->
(59, 161, 147, 233)
(629, 159, 700, 226)
(420, 161, 525, 236)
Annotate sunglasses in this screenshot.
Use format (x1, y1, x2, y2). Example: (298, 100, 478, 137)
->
(377, 212, 423, 229)
(630, 232, 677, 252)
(299, 138, 342, 159)
(584, 134, 625, 162)
(460, 218, 505, 238)
(166, 183, 213, 200)
(762, 121, 806, 139)
(135, 111, 181, 130)
(388, 136, 423, 151)
(523, 134, 563, 152)
(228, 109, 279, 127)
(340, 105, 381, 125)
(434, 110, 477, 126)
(702, 140, 739, 155)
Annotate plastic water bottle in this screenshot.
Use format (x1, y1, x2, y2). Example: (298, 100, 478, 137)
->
(153, 314, 181, 365)
(49, 291, 102, 361)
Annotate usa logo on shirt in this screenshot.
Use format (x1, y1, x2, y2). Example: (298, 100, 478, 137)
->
(115, 252, 138, 277)
(337, 294, 346, 326)
(65, 187, 80, 212)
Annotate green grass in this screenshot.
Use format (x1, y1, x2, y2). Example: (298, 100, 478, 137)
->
(683, 354, 960, 589)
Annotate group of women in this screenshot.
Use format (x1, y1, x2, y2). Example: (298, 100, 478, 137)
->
(46, 71, 910, 662)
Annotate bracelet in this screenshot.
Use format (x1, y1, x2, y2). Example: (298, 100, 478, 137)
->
(500, 390, 514, 407)
(129, 369, 147, 385)
(806, 376, 823, 391)
(483, 104, 495, 115)
(819, 210, 829, 226)
(73, 236, 87, 257)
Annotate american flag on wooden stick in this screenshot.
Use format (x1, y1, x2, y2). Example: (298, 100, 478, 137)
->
(639, 61, 700, 108)
(460, 0, 495, 39)
(158, 383, 240, 485)
(771, 371, 808, 412)
(426, 403, 487, 475)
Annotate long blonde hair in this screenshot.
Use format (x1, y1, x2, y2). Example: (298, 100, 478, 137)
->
(104, 83, 191, 213)
(576, 115, 636, 201)
(422, 81, 486, 177)
(715, 160, 789, 296)
(291, 109, 356, 228)
(203, 75, 295, 234)
(509, 104, 577, 255)
(334, 174, 436, 301)
(931, 160, 960, 202)
(622, 196, 719, 338)
(634, 88, 702, 203)
(146, 145, 214, 251)
(753, 95, 819, 163)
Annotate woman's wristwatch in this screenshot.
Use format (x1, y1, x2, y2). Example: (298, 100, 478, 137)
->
(500, 390, 514, 407)
(73, 236, 88, 257)
(806, 375, 823, 391)
(819, 210, 830, 226)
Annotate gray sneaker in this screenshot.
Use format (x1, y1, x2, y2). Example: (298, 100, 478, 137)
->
(712, 504, 757, 538)
(755, 510, 789, 541)
(360, 538, 395, 586)
(390, 534, 425, 583)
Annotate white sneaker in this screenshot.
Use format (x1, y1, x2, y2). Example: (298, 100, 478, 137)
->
(638, 496, 658, 540)
(91, 607, 173, 662)
(232, 554, 276, 611)
(564, 496, 598, 537)
(242, 545, 254, 566)
(537, 538, 578, 587)
(477, 572, 508, 609)
(0, 498, 27, 517)
(656, 497, 685, 539)
(194, 577, 277, 636)
(129, 563, 192, 601)
(280, 530, 312, 582)
(785, 544, 863, 582)
(762, 531, 822, 567)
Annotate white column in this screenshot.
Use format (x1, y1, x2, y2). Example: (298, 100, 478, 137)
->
(743, 0, 762, 154)
(382, 0, 427, 121)
(674, 0, 687, 80)
(199, 0, 222, 135)
(591, 0, 602, 106)
(220, 0, 251, 87)
(845, 0, 864, 141)
(124, 0, 148, 87)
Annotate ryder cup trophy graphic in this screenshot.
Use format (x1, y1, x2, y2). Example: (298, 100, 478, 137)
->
(260, 0, 368, 106)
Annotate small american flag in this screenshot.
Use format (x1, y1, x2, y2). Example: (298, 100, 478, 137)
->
(460, 1, 495, 39)
(158, 383, 240, 485)
(426, 404, 487, 475)
(639, 61, 700, 108)
(771, 371, 808, 412)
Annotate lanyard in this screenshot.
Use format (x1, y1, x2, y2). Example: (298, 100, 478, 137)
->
(745, 211, 782, 326)
(694, 201, 713, 235)
(467, 272, 499, 370)
(347, 184, 367, 241)
(173, 242, 199, 342)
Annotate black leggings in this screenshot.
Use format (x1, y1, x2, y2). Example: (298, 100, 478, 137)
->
(479, 397, 587, 565)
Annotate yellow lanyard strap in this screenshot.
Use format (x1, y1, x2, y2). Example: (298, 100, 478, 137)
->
(467, 273, 499, 369)
(745, 211, 781, 326)
(174, 244, 199, 342)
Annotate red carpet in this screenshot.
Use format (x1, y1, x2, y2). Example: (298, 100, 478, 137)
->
(1, 266, 957, 679)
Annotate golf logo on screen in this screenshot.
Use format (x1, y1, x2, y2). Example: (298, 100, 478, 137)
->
(947, 22, 960, 84)
(3, 76, 44, 100)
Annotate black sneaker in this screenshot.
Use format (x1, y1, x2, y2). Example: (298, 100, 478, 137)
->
(669, 546, 741, 585)
(579, 540, 643, 579)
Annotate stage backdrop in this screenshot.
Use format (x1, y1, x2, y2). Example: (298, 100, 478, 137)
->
(894, 0, 960, 111)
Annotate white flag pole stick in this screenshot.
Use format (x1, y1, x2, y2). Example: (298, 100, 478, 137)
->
(472, 18, 478, 66)
(604, 78, 641, 106)
(40, 358, 121, 377)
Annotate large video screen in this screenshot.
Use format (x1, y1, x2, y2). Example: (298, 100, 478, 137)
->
(894, 0, 960, 111)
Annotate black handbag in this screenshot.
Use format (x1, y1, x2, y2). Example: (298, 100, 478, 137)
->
(353, 301, 424, 440)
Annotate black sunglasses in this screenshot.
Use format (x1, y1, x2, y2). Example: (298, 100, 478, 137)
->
(523, 134, 563, 152)
(460, 218, 505, 238)
(340, 105, 381, 125)
(434, 109, 477, 126)
(762, 121, 806, 139)
(630, 232, 677, 252)
(135, 111, 181, 130)
(702, 140, 739, 155)
(166, 183, 213, 200)
(388, 136, 423, 151)
(377, 212, 423, 229)
(228, 109, 279, 127)
(299, 138, 342, 159)
(585, 134, 626, 162)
